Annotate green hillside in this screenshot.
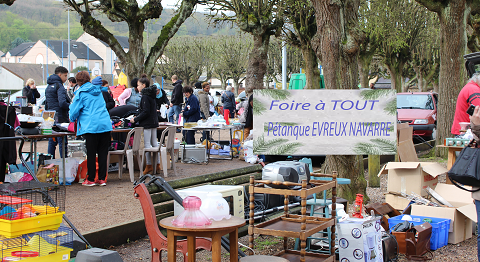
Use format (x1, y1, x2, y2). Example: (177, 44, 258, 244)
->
(0, 0, 238, 52)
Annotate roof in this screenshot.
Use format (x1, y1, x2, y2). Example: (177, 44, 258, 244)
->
(1, 42, 35, 57)
(99, 35, 129, 49)
(1, 63, 56, 86)
(41, 40, 103, 61)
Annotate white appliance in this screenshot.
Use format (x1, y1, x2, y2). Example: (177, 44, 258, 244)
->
(174, 185, 244, 219)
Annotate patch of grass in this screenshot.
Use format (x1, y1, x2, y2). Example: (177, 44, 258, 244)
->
(419, 148, 436, 159)
(254, 237, 281, 250)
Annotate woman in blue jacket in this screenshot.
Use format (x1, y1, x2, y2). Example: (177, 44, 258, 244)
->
(69, 71, 112, 187)
(181, 86, 200, 144)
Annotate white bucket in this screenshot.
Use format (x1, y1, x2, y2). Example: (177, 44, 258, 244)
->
(174, 140, 180, 150)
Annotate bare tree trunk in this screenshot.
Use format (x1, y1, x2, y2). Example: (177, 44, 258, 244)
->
(386, 64, 404, 93)
(245, 35, 270, 95)
(416, 0, 473, 157)
(124, 21, 146, 82)
(301, 46, 321, 89)
(436, 4, 469, 157)
(413, 65, 424, 91)
(358, 57, 370, 89)
(310, 0, 365, 202)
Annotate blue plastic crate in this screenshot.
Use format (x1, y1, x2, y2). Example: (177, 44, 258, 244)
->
(388, 214, 450, 250)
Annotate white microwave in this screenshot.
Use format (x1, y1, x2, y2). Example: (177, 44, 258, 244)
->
(174, 185, 244, 219)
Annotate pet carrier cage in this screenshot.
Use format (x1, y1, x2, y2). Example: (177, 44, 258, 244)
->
(0, 181, 65, 238)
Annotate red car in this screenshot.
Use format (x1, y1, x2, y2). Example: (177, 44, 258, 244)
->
(397, 92, 438, 140)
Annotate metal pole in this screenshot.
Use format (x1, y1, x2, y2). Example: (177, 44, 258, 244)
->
(46, 40, 48, 80)
(87, 44, 89, 73)
(61, 41, 64, 66)
(68, 9, 71, 72)
(111, 49, 114, 84)
(282, 41, 287, 90)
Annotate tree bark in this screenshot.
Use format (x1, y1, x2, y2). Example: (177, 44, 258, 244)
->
(124, 21, 146, 81)
(301, 46, 321, 89)
(245, 34, 270, 94)
(358, 56, 371, 89)
(417, 0, 470, 157)
(310, 0, 365, 202)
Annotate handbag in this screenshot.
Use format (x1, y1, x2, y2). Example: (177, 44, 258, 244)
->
(68, 121, 77, 133)
(447, 140, 480, 192)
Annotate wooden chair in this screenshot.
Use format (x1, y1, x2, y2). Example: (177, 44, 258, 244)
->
(106, 127, 143, 182)
(134, 182, 212, 262)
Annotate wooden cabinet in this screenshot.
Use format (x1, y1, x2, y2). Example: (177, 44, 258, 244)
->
(248, 173, 338, 262)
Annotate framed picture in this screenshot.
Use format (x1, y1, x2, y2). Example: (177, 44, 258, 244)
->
(42, 111, 56, 121)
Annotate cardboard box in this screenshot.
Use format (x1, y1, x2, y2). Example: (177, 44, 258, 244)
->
(410, 183, 477, 244)
(385, 194, 411, 210)
(337, 217, 383, 262)
(378, 162, 447, 197)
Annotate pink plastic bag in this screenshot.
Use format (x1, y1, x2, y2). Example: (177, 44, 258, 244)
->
(18, 173, 33, 182)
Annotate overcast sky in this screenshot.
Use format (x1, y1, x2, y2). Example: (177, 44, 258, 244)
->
(137, 0, 210, 12)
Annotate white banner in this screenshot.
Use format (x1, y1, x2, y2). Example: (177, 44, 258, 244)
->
(253, 89, 397, 155)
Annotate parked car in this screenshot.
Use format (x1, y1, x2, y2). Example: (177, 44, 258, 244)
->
(397, 92, 438, 140)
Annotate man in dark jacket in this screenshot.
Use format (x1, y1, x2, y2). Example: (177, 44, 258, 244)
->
(45, 66, 69, 158)
(168, 75, 183, 124)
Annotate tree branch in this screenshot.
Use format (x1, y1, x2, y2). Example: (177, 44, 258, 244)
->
(0, 0, 16, 6)
(145, 0, 198, 75)
(415, 0, 444, 13)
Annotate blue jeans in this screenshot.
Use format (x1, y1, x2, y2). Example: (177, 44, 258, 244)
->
(476, 200, 480, 261)
(48, 137, 68, 159)
(168, 105, 182, 124)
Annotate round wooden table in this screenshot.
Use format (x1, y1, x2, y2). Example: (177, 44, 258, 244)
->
(160, 216, 245, 262)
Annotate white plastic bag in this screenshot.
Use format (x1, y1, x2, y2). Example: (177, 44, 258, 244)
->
(44, 157, 82, 184)
(244, 140, 258, 164)
(160, 104, 168, 119)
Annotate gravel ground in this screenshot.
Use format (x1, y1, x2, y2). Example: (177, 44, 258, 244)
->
(17, 137, 478, 261)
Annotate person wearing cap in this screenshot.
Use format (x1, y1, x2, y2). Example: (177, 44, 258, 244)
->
(118, 77, 141, 107)
(92, 76, 115, 111)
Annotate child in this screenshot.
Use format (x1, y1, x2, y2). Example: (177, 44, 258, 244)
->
(130, 74, 160, 174)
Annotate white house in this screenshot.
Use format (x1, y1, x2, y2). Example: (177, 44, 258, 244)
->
(0, 42, 35, 63)
(20, 40, 103, 73)
(0, 63, 55, 90)
(76, 33, 129, 75)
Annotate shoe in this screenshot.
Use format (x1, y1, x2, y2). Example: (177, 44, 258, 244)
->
(97, 180, 106, 186)
(82, 180, 96, 186)
(143, 165, 153, 174)
(156, 164, 162, 174)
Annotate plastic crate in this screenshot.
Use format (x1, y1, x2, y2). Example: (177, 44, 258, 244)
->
(388, 214, 450, 250)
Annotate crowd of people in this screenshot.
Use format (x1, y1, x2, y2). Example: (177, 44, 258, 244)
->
(26, 66, 252, 186)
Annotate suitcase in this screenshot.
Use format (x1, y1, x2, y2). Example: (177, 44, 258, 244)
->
(382, 232, 398, 261)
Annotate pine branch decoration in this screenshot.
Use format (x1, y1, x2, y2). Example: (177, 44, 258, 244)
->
(253, 100, 266, 115)
(384, 98, 397, 115)
(353, 138, 397, 155)
(255, 89, 291, 100)
(253, 135, 290, 154)
(360, 89, 396, 100)
(269, 142, 303, 155)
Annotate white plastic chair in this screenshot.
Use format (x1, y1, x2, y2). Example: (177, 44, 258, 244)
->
(107, 127, 144, 182)
(141, 126, 177, 177)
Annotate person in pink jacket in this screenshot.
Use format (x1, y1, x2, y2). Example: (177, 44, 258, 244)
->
(118, 78, 141, 107)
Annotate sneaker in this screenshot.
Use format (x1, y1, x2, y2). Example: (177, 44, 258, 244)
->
(97, 180, 106, 186)
(82, 180, 96, 186)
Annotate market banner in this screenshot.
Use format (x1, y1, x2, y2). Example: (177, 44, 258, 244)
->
(252, 89, 397, 155)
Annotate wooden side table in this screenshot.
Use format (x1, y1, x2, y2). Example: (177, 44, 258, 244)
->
(160, 216, 245, 262)
(436, 145, 464, 184)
